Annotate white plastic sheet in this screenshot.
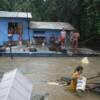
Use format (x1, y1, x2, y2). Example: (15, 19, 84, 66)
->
(0, 69, 33, 100)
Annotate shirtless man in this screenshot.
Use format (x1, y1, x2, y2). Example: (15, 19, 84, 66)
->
(71, 30, 80, 53)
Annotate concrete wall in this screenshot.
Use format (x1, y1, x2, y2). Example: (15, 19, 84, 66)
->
(0, 18, 29, 45)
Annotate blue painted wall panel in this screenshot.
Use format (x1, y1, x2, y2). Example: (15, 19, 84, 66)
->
(0, 18, 8, 45)
(46, 30, 61, 44)
(29, 30, 33, 41)
(0, 18, 29, 45)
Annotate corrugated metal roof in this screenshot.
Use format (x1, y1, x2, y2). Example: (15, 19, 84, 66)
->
(0, 11, 32, 18)
(30, 21, 74, 30)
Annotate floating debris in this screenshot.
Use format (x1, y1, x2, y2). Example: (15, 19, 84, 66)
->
(47, 82, 59, 86)
(81, 57, 89, 65)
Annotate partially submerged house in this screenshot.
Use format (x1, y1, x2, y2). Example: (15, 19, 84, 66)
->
(0, 11, 74, 46)
(29, 21, 74, 45)
(0, 11, 32, 46)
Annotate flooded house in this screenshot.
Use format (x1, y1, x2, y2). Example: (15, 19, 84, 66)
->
(0, 11, 74, 47)
(0, 11, 32, 46)
(0, 11, 98, 56)
(29, 21, 74, 45)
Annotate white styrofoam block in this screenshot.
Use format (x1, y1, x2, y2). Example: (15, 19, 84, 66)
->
(0, 68, 33, 100)
(15, 70, 32, 91)
(0, 81, 12, 99)
(0, 89, 8, 97)
(12, 80, 31, 99)
(2, 69, 16, 81)
(9, 88, 26, 100)
(76, 76, 87, 91)
(0, 81, 11, 89)
(0, 89, 8, 100)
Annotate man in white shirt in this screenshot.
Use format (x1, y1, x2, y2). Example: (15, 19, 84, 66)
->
(60, 28, 67, 49)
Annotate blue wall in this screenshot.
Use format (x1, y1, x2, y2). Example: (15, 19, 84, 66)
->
(0, 17, 29, 45)
(29, 29, 61, 44)
(0, 17, 62, 46)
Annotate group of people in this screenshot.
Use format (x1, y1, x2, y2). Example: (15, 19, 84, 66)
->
(60, 28, 80, 50)
(50, 28, 80, 52)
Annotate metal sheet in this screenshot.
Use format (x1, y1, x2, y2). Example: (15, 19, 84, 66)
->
(30, 21, 74, 30)
(0, 11, 32, 18)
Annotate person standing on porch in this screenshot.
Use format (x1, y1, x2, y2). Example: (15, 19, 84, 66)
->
(60, 28, 67, 49)
(71, 30, 80, 53)
(18, 34, 22, 47)
(8, 27, 14, 44)
(17, 24, 23, 47)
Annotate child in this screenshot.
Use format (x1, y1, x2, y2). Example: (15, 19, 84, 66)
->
(69, 66, 83, 92)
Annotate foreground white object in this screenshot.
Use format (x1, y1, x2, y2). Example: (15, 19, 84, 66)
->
(76, 76, 87, 91)
(81, 57, 89, 65)
(0, 69, 33, 100)
(47, 82, 59, 86)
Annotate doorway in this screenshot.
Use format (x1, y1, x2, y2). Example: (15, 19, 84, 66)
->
(8, 22, 23, 46)
(33, 31, 46, 45)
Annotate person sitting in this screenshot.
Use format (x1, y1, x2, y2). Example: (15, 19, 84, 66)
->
(69, 66, 83, 92)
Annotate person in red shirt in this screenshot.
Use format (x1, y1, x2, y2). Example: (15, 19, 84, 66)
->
(60, 28, 67, 48)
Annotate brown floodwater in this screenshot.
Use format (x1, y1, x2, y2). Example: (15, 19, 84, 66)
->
(0, 57, 100, 100)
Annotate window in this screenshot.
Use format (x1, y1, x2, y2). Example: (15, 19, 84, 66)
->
(8, 22, 23, 35)
(33, 31, 45, 37)
(33, 31, 46, 45)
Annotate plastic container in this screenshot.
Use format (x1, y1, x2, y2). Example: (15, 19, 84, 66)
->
(76, 76, 87, 96)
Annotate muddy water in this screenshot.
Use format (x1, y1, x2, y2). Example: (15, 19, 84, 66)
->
(0, 57, 100, 100)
